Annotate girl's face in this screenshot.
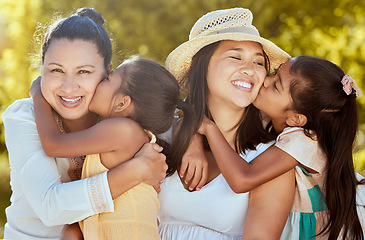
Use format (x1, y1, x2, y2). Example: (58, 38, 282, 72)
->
(41, 39, 106, 121)
(89, 64, 124, 119)
(253, 60, 294, 128)
(206, 40, 267, 111)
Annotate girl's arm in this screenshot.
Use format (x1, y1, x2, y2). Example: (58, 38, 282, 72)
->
(179, 133, 208, 191)
(60, 223, 84, 240)
(31, 84, 147, 159)
(199, 117, 298, 193)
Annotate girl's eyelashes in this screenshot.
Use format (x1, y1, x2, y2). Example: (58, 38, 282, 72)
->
(273, 81, 278, 90)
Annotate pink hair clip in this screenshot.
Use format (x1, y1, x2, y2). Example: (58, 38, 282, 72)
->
(341, 74, 362, 97)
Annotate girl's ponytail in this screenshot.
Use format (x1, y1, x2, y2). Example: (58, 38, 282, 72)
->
(289, 56, 363, 239)
(167, 99, 196, 176)
(318, 94, 362, 239)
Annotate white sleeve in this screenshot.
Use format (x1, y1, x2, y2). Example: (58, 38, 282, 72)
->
(3, 99, 114, 227)
(274, 127, 326, 174)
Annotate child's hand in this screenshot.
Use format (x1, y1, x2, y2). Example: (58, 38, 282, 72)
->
(134, 142, 168, 193)
(180, 133, 208, 191)
(29, 76, 42, 98)
(60, 223, 84, 240)
(197, 115, 214, 136)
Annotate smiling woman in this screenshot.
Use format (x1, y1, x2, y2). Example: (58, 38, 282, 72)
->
(41, 39, 107, 125)
(158, 8, 294, 240)
(2, 8, 166, 240)
(206, 40, 267, 111)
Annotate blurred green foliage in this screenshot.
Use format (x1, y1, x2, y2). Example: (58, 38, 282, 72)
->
(0, 0, 364, 236)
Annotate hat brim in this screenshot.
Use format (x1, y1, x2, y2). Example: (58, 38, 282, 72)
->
(166, 32, 291, 91)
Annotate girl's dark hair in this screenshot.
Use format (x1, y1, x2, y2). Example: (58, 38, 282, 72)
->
(42, 8, 112, 70)
(289, 55, 363, 239)
(185, 41, 275, 154)
(119, 57, 195, 176)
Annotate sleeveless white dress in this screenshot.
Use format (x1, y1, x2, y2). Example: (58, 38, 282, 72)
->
(158, 142, 273, 240)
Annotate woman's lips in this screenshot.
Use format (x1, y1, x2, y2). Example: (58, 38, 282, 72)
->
(232, 80, 253, 91)
(59, 96, 83, 108)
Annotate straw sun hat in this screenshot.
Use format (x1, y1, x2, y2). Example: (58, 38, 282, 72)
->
(166, 8, 291, 91)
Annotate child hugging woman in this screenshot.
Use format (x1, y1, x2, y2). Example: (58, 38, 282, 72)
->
(198, 55, 365, 239)
(31, 57, 195, 240)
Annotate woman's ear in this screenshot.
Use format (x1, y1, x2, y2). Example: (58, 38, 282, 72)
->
(114, 95, 132, 113)
(286, 113, 307, 127)
(107, 62, 113, 75)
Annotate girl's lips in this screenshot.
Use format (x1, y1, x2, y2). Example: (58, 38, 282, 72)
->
(59, 96, 83, 108)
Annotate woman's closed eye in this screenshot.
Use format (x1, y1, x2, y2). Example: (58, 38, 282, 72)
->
(229, 56, 241, 60)
(254, 61, 264, 67)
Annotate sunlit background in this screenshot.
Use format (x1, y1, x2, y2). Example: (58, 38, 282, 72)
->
(0, 0, 364, 237)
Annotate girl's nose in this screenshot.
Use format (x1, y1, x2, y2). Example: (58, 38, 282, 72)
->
(263, 75, 274, 88)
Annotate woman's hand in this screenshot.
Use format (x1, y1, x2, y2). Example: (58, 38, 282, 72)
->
(180, 133, 208, 191)
(134, 142, 168, 193)
(60, 223, 84, 240)
(108, 142, 167, 199)
(29, 76, 42, 98)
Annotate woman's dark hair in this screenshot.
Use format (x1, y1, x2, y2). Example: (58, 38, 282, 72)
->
(185, 41, 276, 154)
(289, 55, 363, 239)
(118, 57, 195, 176)
(42, 8, 112, 70)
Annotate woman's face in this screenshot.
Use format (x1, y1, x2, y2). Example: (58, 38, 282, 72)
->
(41, 39, 106, 121)
(206, 40, 267, 111)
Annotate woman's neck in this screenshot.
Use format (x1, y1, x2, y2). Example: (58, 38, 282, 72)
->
(209, 104, 245, 147)
(61, 112, 100, 133)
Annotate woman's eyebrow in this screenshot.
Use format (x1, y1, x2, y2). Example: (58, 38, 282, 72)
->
(47, 63, 62, 67)
(76, 65, 95, 69)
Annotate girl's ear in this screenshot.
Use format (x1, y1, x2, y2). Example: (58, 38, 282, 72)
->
(114, 95, 132, 113)
(286, 113, 307, 127)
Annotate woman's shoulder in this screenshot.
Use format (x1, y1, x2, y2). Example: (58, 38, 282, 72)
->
(2, 98, 35, 122)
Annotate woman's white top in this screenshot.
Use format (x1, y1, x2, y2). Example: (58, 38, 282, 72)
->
(158, 142, 273, 240)
(2, 98, 114, 240)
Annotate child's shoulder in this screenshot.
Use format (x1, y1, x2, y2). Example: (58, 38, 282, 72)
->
(275, 127, 326, 174)
(277, 127, 304, 138)
(98, 117, 145, 137)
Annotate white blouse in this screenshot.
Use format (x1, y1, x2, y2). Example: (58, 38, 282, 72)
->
(2, 98, 114, 240)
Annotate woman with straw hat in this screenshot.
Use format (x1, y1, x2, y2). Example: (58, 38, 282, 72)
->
(158, 8, 294, 239)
